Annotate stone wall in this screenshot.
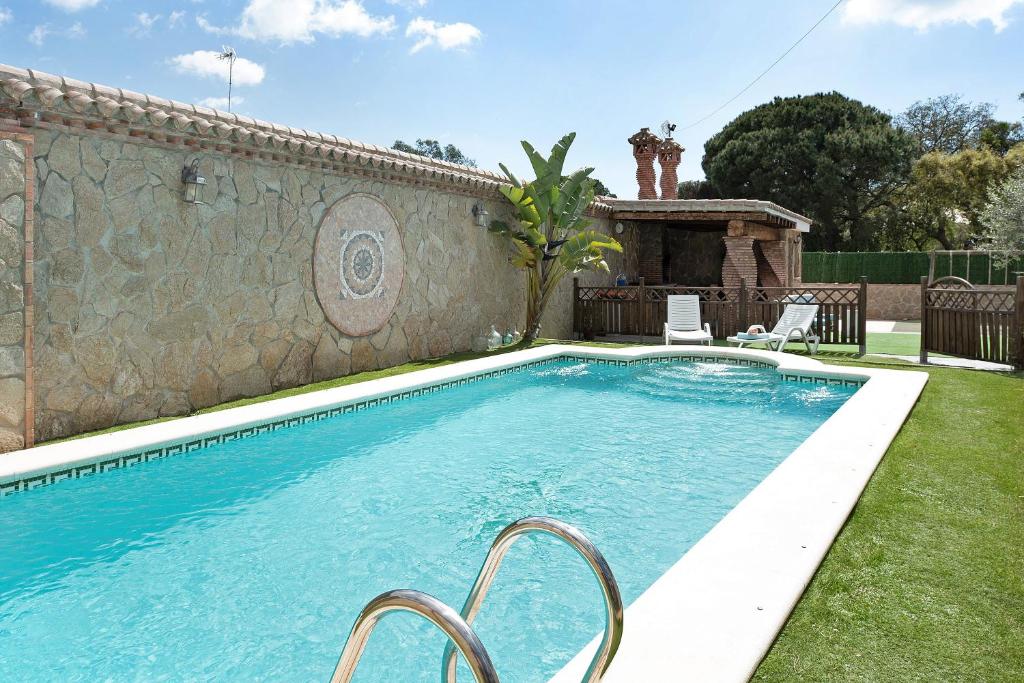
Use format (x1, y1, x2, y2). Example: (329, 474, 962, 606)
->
(0, 131, 30, 451)
(865, 284, 920, 320)
(804, 283, 920, 320)
(21, 125, 631, 444)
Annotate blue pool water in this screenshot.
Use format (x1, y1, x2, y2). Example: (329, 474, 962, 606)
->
(0, 359, 856, 682)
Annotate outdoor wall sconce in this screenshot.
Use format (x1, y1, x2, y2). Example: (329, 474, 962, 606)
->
(181, 159, 207, 204)
(472, 203, 489, 228)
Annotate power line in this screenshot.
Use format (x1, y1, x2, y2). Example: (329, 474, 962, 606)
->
(680, 0, 846, 131)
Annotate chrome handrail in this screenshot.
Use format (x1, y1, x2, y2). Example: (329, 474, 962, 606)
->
(330, 589, 500, 683)
(441, 516, 624, 683)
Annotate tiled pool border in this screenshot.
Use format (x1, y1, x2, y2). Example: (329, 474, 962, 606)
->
(0, 348, 865, 498)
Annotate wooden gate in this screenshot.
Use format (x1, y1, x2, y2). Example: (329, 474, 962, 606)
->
(920, 276, 1024, 368)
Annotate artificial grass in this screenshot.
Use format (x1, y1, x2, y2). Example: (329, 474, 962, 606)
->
(753, 356, 1024, 681)
(778, 331, 933, 356)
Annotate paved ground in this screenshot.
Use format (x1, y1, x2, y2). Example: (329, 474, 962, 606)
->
(866, 320, 921, 334)
(876, 354, 1015, 372)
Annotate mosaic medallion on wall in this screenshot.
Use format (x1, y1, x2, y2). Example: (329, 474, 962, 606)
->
(313, 194, 405, 336)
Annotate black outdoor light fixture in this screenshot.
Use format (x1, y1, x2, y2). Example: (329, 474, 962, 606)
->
(471, 203, 489, 228)
(181, 159, 207, 204)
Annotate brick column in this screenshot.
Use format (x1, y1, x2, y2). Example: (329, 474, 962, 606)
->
(657, 138, 683, 200)
(628, 127, 661, 200)
(757, 240, 787, 287)
(722, 236, 757, 289)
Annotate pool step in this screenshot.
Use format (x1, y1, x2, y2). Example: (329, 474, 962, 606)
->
(329, 516, 624, 683)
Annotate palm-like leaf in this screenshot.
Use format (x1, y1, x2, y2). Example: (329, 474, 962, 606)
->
(489, 132, 621, 341)
(558, 230, 622, 273)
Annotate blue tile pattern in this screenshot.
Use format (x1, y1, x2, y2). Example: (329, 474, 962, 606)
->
(0, 353, 864, 498)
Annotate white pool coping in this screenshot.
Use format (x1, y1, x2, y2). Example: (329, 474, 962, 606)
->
(0, 345, 927, 682)
(549, 349, 927, 683)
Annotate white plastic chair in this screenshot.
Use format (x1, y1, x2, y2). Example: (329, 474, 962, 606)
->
(664, 295, 713, 346)
(727, 303, 820, 353)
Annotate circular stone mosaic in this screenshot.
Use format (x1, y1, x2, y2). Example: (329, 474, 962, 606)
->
(313, 194, 405, 336)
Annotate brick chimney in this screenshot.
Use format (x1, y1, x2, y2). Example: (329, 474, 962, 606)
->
(658, 137, 684, 200)
(628, 127, 661, 200)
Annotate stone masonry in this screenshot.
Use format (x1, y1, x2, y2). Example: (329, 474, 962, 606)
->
(25, 128, 627, 444)
(0, 132, 29, 451)
(0, 65, 635, 447)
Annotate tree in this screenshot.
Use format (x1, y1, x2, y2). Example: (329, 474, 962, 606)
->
(896, 94, 995, 154)
(980, 166, 1024, 262)
(878, 145, 1024, 250)
(590, 177, 616, 198)
(702, 92, 916, 251)
(392, 138, 477, 167)
(980, 120, 1024, 156)
(489, 133, 621, 341)
(677, 179, 718, 199)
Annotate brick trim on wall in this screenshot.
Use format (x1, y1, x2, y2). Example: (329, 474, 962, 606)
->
(0, 124, 34, 449)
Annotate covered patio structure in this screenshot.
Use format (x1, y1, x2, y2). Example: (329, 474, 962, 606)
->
(606, 199, 811, 288)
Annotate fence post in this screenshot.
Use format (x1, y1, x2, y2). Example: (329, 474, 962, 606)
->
(919, 276, 929, 365)
(738, 278, 748, 332)
(858, 275, 868, 356)
(572, 277, 580, 341)
(1014, 275, 1024, 370)
(638, 276, 646, 343)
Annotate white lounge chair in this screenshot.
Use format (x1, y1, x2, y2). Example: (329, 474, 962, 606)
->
(727, 303, 820, 353)
(664, 295, 713, 346)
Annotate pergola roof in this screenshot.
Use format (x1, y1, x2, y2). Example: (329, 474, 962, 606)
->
(600, 199, 813, 233)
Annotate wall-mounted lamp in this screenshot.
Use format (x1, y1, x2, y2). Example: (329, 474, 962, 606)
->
(181, 159, 207, 204)
(614, 222, 625, 234)
(471, 203, 489, 228)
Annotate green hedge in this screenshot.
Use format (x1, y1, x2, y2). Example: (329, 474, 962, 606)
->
(803, 252, 1024, 285)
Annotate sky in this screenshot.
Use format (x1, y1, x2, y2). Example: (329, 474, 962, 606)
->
(0, 0, 1022, 196)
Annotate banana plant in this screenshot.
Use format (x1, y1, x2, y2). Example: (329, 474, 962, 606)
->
(490, 133, 622, 341)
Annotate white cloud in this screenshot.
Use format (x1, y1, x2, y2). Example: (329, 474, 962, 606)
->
(169, 10, 186, 28)
(386, 0, 428, 8)
(28, 21, 85, 46)
(0, 8, 12, 27)
(42, 0, 100, 12)
(405, 17, 480, 53)
(29, 25, 48, 45)
(199, 95, 244, 109)
(200, 0, 395, 43)
(842, 0, 1024, 32)
(130, 12, 160, 35)
(170, 50, 266, 85)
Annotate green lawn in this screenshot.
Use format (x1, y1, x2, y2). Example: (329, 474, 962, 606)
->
(44, 340, 1023, 680)
(753, 355, 1024, 681)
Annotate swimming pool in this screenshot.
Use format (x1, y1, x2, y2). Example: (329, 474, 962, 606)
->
(0, 353, 859, 681)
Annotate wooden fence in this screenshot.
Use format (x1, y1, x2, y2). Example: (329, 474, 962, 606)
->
(920, 276, 1024, 369)
(573, 277, 868, 353)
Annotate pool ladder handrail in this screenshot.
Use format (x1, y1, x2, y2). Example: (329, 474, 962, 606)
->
(441, 516, 625, 683)
(329, 589, 499, 683)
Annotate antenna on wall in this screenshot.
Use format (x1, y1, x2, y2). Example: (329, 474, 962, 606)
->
(660, 120, 677, 139)
(217, 46, 237, 112)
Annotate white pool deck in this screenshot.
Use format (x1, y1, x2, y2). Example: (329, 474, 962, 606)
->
(0, 345, 928, 682)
